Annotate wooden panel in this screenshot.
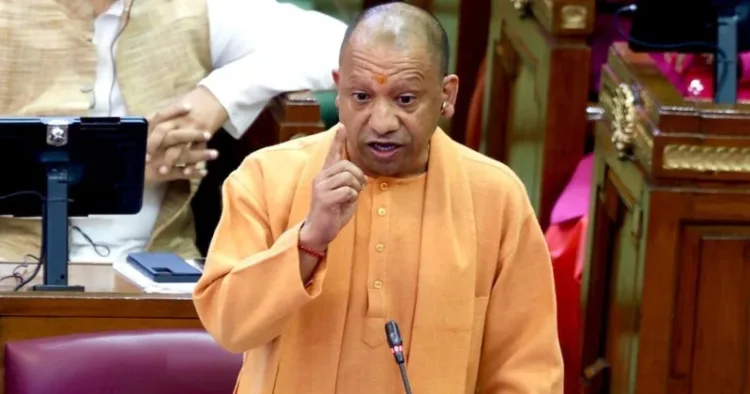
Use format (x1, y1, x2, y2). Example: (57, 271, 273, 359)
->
(583, 178, 750, 394)
(451, 0, 491, 144)
(581, 44, 750, 394)
(237, 91, 324, 154)
(484, 0, 590, 227)
(580, 151, 641, 394)
(669, 227, 750, 394)
(603, 174, 640, 394)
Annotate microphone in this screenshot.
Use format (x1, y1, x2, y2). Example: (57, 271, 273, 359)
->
(385, 320, 413, 394)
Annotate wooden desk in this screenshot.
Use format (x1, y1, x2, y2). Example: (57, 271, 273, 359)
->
(0, 262, 201, 393)
(581, 43, 750, 394)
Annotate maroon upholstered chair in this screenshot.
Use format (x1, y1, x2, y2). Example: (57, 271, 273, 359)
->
(4, 329, 242, 394)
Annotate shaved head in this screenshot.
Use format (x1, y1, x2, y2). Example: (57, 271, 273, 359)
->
(340, 1, 450, 77)
(332, 1, 459, 179)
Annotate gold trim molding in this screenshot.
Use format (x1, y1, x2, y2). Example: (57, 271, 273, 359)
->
(560, 5, 587, 29)
(601, 82, 750, 174)
(662, 145, 750, 172)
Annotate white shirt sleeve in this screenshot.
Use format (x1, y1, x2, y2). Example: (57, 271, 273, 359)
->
(199, 0, 347, 139)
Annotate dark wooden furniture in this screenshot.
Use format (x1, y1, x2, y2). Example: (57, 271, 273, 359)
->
(451, 0, 491, 145)
(193, 91, 324, 254)
(483, 0, 594, 228)
(581, 42, 750, 394)
(0, 262, 200, 394)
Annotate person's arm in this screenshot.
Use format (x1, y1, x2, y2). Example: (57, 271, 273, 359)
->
(198, 0, 347, 138)
(476, 213, 564, 393)
(193, 165, 328, 354)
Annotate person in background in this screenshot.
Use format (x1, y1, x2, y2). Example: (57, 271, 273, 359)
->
(654, 51, 750, 100)
(193, 3, 563, 393)
(0, 0, 346, 263)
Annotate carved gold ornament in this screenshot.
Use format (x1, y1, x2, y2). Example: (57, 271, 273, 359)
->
(560, 5, 587, 29)
(611, 83, 637, 160)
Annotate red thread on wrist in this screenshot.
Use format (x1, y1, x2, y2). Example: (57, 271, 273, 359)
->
(298, 241, 326, 260)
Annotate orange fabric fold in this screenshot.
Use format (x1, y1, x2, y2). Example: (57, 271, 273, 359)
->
(274, 128, 478, 393)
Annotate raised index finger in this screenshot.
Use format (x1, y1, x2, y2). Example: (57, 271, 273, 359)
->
(323, 124, 347, 169)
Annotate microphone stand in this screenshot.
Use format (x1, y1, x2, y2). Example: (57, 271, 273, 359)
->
(385, 320, 414, 394)
(397, 362, 413, 394)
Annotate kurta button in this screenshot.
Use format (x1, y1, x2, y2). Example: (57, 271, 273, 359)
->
(373, 280, 383, 289)
(375, 243, 384, 252)
(379, 182, 389, 191)
(377, 207, 386, 216)
(80, 84, 93, 93)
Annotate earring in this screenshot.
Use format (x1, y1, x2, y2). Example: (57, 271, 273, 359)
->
(440, 102, 447, 114)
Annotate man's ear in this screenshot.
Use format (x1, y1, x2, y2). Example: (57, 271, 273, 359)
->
(333, 70, 341, 107)
(440, 74, 459, 118)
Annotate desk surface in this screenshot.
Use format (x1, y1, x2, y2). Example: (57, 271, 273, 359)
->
(0, 262, 196, 319)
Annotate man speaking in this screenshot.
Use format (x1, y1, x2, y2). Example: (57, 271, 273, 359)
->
(193, 3, 564, 393)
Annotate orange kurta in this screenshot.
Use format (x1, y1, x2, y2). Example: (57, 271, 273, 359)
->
(193, 126, 563, 394)
(336, 174, 424, 391)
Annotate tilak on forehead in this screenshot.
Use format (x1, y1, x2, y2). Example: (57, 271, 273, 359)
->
(374, 74, 388, 85)
(355, 14, 411, 87)
(342, 2, 449, 86)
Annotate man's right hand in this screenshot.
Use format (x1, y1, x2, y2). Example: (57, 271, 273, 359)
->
(144, 104, 218, 186)
(299, 125, 366, 252)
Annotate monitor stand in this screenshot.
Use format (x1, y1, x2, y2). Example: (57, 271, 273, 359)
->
(31, 151, 85, 292)
(714, 6, 739, 104)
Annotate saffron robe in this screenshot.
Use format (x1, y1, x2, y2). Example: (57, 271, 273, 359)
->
(193, 126, 564, 394)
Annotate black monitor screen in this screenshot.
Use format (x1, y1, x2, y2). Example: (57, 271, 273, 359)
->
(0, 117, 147, 218)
